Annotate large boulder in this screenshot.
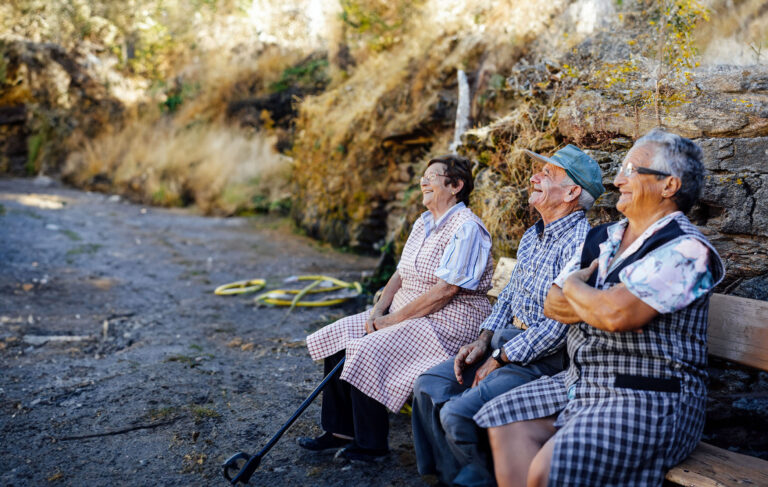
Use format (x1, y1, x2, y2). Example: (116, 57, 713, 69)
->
(558, 66, 768, 141)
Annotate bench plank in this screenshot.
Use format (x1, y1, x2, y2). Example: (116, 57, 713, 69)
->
(488, 257, 516, 299)
(707, 294, 768, 371)
(666, 442, 768, 486)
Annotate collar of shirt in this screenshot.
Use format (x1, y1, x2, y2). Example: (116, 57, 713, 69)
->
(421, 202, 466, 238)
(596, 210, 684, 286)
(534, 210, 586, 242)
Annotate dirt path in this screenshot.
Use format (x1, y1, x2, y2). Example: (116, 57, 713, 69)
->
(0, 178, 427, 486)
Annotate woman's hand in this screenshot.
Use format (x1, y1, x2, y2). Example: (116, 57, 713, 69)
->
(471, 357, 501, 388)
(562, 258, 656, 333)
(365, 307, 385, 334)
(372, 313, 398, 331)
(566, 259, 598, 285)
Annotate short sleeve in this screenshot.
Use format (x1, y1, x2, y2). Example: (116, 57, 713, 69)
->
(553, 244, 583, 288)
(619, 237, 714, 314)
(434, 221, 492, 290)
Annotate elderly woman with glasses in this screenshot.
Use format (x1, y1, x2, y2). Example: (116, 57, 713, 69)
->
(298, 155, 494, 462)
(474, 128, 725, 487)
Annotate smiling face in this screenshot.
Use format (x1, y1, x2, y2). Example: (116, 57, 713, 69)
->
(421, 162, 458, 212)
(528, 163, 574, 215)
(613, 144, 669, 218)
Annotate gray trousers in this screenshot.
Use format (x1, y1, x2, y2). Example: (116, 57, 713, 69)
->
(412, 328, 566, 487)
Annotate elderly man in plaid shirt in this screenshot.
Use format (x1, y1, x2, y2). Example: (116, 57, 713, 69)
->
(412, 145, 604, 487)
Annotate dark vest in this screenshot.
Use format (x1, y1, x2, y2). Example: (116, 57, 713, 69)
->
(565, 214, 725, 398)
(579, 219, 691, 287)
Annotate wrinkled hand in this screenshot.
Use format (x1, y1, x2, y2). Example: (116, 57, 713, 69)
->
(471, 357, 501, 388)
(567, 259, 598, 284)
(372, 313, 397, 331)
(454, 339, 490, 384)
(365, 308, 384, 334)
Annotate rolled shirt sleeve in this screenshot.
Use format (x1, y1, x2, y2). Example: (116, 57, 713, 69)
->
(501, 317, 569, 365)
(434, 220, 492, 290)
(501, 236, 584, 365)
(619, 236, 714, 314)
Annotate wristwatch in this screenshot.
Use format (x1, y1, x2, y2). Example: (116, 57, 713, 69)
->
(491, 347, 507, 365)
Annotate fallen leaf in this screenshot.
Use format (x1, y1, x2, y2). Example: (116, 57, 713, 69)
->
(22, 284, 34, 292)
(240, 342, 255, 352)
(47, 471, 63, 481)
(227, 337, 243, 348)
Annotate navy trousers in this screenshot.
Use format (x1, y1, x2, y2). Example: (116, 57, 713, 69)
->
(412, 328, 566, 486)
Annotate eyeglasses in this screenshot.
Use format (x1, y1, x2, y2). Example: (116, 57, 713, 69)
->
(616, 162, 672, 178)
(420, 173, 450, 185)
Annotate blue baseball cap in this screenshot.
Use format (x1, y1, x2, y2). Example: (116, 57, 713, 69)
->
(524, 144, 605, 200)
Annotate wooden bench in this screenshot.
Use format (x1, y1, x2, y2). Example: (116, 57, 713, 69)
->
(489, 257, 768, 486)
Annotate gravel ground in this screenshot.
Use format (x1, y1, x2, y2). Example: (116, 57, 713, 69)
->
(2, 177, 766, 487)
(0, 177, 428, 486)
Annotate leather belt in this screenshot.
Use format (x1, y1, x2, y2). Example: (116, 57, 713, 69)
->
(513, 316, 528, 330)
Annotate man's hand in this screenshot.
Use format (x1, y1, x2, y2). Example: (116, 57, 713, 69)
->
(454, 334, 491, 384)
(471, 357, 502, 388)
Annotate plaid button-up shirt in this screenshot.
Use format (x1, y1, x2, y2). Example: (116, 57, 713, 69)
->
(480, 210, 589, 365)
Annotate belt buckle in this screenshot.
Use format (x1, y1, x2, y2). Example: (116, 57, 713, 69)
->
(513, 317, 528, 330)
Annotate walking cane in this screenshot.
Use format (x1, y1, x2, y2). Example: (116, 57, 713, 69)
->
(222, 357, 346, 485)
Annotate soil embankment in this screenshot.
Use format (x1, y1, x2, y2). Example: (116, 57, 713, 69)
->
(0, 178, 425, 486)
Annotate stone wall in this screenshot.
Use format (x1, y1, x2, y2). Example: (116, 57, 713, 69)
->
(554, 67, 768, 297)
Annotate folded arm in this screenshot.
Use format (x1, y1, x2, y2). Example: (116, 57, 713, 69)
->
(543, 285, 582, 324)
(561, 262, 658, 332)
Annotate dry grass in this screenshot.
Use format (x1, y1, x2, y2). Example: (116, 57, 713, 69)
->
(291, 0, 572, 249)
(468, 101, 562, 257)
(63, 120, 291, 215)
(59, 35, 307, 214)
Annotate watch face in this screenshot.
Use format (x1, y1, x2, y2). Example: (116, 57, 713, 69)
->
(492, 348, 500, 358)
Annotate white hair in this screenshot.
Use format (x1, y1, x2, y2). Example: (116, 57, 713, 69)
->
(563, 174, 596, 211)
(634, 128, 704, 213)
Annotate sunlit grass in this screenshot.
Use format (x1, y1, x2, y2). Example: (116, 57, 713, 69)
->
(63, 120, 292, 215)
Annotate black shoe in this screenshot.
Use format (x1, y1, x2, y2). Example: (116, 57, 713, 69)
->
(297, 432, 352, 452)
(334, 444, 389, 463)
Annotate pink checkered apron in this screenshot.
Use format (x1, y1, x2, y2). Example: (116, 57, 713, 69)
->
(306, 207, 493, 412)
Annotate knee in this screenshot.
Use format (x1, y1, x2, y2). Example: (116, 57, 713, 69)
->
(413, 369, 454, 402)
(439, 400, 470, 439)
(413, 373, 429, 398)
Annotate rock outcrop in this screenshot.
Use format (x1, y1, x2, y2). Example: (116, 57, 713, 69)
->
(554, 65, 768, 289)
(0, 40, 123, 175)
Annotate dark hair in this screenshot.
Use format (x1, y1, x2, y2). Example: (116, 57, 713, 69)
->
(635, 128, 704, 213)
(427, 154, 474, 206)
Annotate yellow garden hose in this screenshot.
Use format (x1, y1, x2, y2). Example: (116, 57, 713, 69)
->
(214, 279, 266, 295)
(254, 275, 363, 307)
(215, 275, 362, 307)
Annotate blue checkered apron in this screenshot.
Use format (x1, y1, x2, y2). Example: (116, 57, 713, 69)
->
(474, 215, 725, 486)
